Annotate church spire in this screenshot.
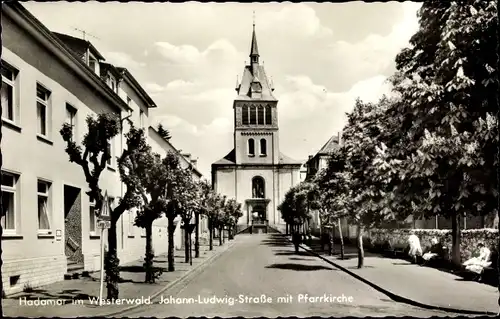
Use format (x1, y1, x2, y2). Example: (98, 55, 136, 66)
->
(250, 11, 259, 64)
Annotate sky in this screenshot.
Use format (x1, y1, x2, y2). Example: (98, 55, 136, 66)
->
(24, 1, 422, 178)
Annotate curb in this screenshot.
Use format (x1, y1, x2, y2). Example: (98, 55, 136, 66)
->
(101, 241, 237, 317)
(284, 235, 497, 316)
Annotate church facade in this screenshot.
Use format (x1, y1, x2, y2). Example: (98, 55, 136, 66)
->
(211, 24, 302, 233)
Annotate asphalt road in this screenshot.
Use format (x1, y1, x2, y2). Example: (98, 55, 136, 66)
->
(121, 233, 457, 317)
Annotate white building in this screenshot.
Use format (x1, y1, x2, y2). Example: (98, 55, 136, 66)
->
(1, 2, 201, 295)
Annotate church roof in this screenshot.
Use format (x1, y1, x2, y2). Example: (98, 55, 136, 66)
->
(236, 65, 276, 101)
(235, 22, 276, 101)
(212, 149, 236, 166)
(212, 149, 301, 166)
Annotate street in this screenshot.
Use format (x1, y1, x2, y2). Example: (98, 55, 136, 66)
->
(120, 234, 455, 317)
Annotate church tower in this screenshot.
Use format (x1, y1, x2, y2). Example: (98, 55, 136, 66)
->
(233, 22, 279, 165)
(212, 20, 301, 234)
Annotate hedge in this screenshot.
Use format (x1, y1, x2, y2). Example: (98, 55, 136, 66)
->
(365, 228, 498, 262)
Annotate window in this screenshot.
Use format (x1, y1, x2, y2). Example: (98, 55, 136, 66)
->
(126, 96, 132, 106)
(265, 105, 272, 125)
(36, 84, 51, 137)
(139, 110, 144, 129)
(260, 139, 267, 156)
(252, 176, 265, 198)
(248, 138, 255, 156)
(106, 140, 113, 166)
(1, 62, 18, 123)
(109, 76, 116, 92)
(37, 180, 52, 232)
(257, 105, 264, 125)
(88, 56, 97, 72)
(128, 209, 135, 236)
(65, 104, 77, 141)
(89, 197, 96, 233)
(250, 106, 257, 125)
(1, 171, 18, 233)
(242, 105, 249, 125)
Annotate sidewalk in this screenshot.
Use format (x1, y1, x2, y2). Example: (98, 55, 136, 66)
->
(295, 235, 498, 315)
(2, 240, 235, 318)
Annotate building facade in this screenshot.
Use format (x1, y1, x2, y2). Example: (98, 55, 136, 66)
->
(1, 2, 201, 295)
(211, 24, 301, 233)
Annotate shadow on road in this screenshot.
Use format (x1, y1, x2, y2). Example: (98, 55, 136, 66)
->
(266, 263, 336, 271)
(289, 257, 315, 261)
(274, 251, 313, 257)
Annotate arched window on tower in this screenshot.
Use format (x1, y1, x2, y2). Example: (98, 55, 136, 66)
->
(250, 105, 257, 125)
(265, 105, 272, 125)
(257, 105, 264, 124)
(252, 176, 265, 198)
(242, 105, 249, 125)
(260, 139, 267, 156)
(248, 138, 255, 156)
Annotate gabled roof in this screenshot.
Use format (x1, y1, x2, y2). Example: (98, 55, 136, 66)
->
(117, 67, 157, 108)
(99, 62, 122, 79)
(317, 134, 340, 155)
(2, 2, 130, 113)
(52, 32, 105, 61)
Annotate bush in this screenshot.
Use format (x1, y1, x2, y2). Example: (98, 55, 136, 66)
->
(366, 228, 498, 262)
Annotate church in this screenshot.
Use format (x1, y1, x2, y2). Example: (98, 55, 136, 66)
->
(211, 23, 302, 234)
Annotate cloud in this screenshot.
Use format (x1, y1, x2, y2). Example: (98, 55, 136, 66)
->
(155, 38, 241, 66)
(165, 79, 196, 91)
(143, 82, 165, 94)
(104, 51, 146, 69)
(323, 2, 421, 80)
(260, 4, 333, 38)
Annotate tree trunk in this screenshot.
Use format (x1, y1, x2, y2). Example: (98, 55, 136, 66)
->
(167, 217, 176, 272)
(105, 217, 120, 300)
(209, 219, 213, 251)
(184, 220, 190, 263)
(144, 220, 154, 283)
(357, 224, 364, 269)
(329, 227, 334, 256)
(286, 223, 289, 235)
(497, 209, 500, 308)
(338, 218, 345, 260)
(451, 211, 461, 267)
(195, 212, 200, 258)
(219, 227, 223, 245)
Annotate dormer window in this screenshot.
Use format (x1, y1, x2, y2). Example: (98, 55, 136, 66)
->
(109, 76, 116, 92)
(251, 82, 262, 93)
(88, 55, 97, 72)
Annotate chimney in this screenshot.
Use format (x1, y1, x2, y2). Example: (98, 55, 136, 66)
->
(182, 153, 191, 161)
(337, 132, 342, 145)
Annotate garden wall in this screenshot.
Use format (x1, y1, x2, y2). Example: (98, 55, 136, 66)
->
(365, 228, 498, 262)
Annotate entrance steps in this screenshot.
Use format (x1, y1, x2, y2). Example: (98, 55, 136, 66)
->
(64, 258, 86, 280)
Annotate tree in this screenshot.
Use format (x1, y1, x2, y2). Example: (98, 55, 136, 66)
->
(157, 123, 171, 141)
(195, 180, 212, 257)
(60, 114, 146, 299)
(175, 168, 199, 264)
(205, 192, 224, 250)
(162, 151, 187, 272)
(133, 152, 169, 283)
(385, 0, 498, 267)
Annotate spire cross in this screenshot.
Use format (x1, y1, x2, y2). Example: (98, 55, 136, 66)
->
(253, 10, 256, 29)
